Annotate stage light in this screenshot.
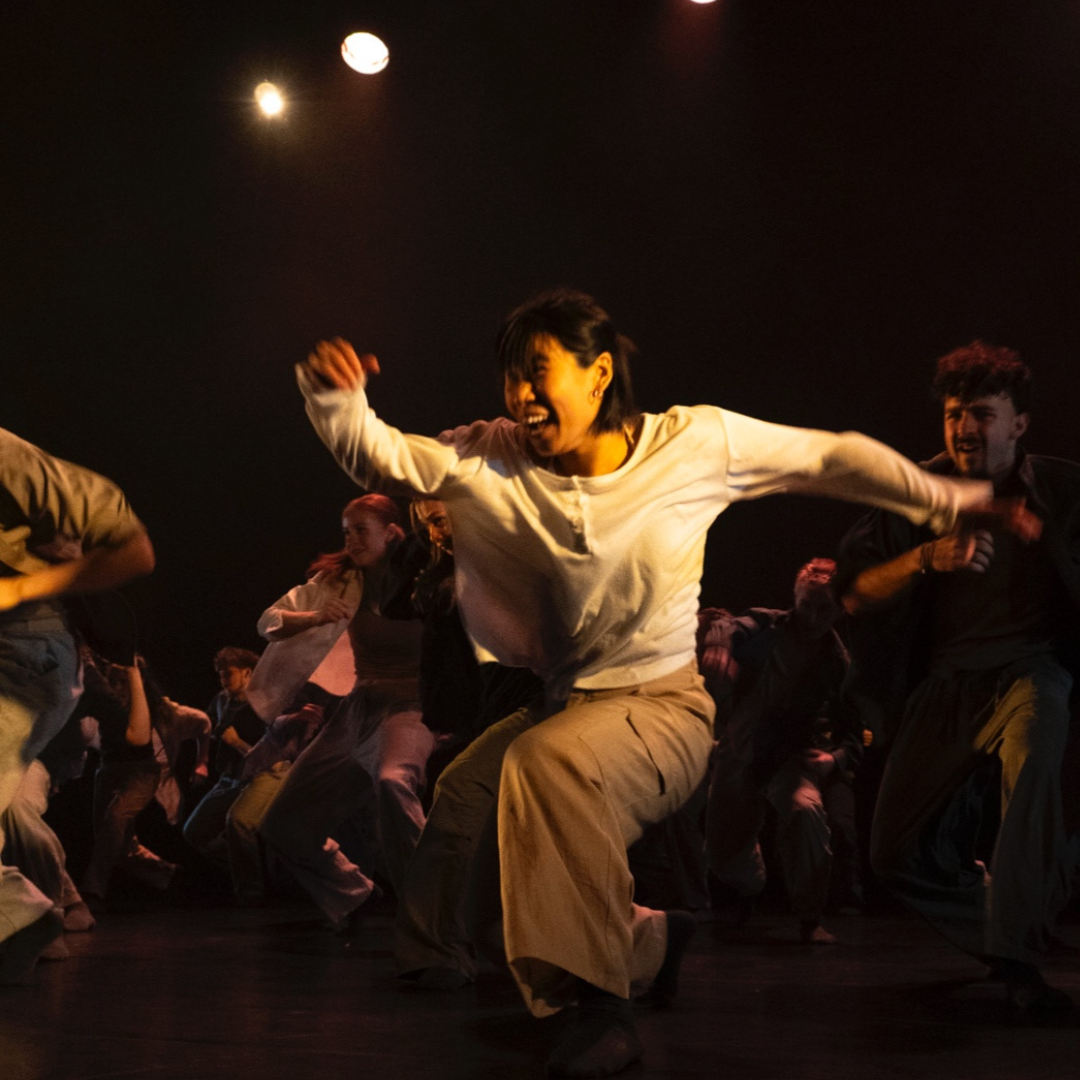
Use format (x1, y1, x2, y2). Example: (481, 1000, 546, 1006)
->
(254, 81, 285, 117)
(688, 1, 718, 4)
(341, 32, 389, 74)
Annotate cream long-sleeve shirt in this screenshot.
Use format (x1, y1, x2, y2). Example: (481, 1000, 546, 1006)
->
(244, 572, 361, 722)
(300, 372, 988, 700)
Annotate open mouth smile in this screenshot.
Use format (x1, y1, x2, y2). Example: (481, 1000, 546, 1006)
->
(521, 409, 553, 435)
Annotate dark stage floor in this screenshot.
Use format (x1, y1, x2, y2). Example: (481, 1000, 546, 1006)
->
(2, 903, 1078, 1080)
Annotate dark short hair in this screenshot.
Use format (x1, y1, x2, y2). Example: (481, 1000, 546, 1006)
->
(931, 340, 1032, 414)
(495, 288, 640, 434)
(213, 647, 260, 672)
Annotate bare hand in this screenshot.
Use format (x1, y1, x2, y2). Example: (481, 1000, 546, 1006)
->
(927, 530, 994, 573)
(0, 578, 23, 614)
(315, 598, 353, 625)
(300, 338, 380, 392)
(959, 497, 1042, 543)
(802, 748, 835, 780)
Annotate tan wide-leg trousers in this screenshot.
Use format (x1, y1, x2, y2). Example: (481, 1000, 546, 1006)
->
(500, 663, 714, 1016)
(395, 663, 714, 1011)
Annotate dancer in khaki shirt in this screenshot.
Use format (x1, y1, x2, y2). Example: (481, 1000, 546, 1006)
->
(0, 427, 153, 984)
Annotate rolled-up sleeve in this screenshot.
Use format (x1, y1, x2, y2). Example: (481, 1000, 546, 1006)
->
(0, 430, 144, 571)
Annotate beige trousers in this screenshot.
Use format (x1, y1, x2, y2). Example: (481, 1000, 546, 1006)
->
(499, 663, 714, 1017)
(0, 614, 81, 942)
(2, 760, 82, 913)
(871, 658, 1073, 963)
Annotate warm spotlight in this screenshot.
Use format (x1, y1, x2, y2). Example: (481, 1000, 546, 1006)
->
(254, 81, 285, 117)
(341, 32, 389, 75)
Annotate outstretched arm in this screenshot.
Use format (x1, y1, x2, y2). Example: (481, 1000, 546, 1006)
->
(0, 530, 155, 614)
(297, 337, 462, 498)
(718, 410, 1046, 540)
(721, 412, 990, 535)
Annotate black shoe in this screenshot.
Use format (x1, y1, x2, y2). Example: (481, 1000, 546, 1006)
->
(987, 957, 1076, 1020)
(547, 987, 642, 1078)
(0, 911, 65, 985)
(1007, 976, 1075, 1019)
(708, 880, 755, 930)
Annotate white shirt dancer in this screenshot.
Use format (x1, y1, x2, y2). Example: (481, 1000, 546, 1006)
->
(296, 289, 1025, 1079)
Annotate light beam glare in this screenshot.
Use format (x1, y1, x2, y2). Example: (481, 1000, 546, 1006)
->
(341, 32, 389, 75)
(255, 81, 285, 117)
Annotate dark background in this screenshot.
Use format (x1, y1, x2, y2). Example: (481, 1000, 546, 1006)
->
(3, 0, 1079, 706)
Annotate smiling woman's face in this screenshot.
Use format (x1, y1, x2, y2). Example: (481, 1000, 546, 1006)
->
(415, 500, 452, 554)
(342, 507, 396, 568)
(503, 334, 609, 462)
